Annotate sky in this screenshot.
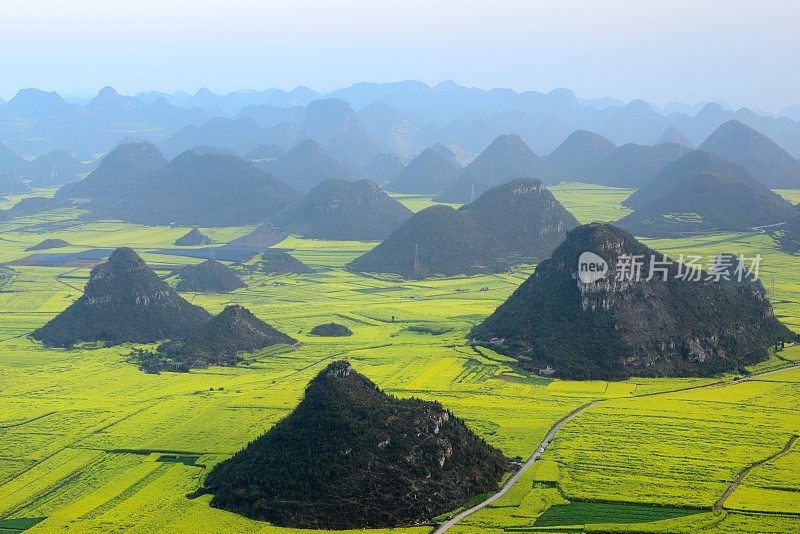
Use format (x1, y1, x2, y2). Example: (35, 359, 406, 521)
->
(1, 0, 798, 111)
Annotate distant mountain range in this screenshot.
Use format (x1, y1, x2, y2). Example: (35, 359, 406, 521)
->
(436, 134, 559, 202)
(545, 130, 691, 187)
(0, 142, 89, 186)
(3, 81, 800, 163)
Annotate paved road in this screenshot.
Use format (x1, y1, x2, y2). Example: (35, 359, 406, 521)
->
(432, 400, 599, 534)
(433, 359, 800, 533)
(714, 434, 798, 511)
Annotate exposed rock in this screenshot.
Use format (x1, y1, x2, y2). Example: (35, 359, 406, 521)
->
(471, 223, 796, 380)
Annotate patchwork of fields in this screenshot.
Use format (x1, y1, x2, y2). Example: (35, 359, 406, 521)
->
(0, 184, 798, 533)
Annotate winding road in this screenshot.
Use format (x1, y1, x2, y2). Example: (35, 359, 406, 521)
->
(432, 400, 599, 534)
(714, 434, 798, 511)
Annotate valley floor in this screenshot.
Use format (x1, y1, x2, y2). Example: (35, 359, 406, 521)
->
(0, 185, 798, 533)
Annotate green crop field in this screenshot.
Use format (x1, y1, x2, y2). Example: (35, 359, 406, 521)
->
(1, 186, 799, 533)
(776, 188, 800, 204)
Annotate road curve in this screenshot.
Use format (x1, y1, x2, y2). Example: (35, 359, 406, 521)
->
(715, 434, 798, 511)
(432, 400, 599, 534)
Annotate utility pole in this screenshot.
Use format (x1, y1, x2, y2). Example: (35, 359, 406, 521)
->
(414, 243, 420, 278)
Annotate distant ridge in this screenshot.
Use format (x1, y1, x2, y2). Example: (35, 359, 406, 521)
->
(261, 139, 349, 192)
(657, 126, 694, 148)
(619, 150, 796, 236)
(435, 134, 559, 203)
(699, 120, 800, 188)
(363, 152, 406, 184)
(244, 144, 284, 161)
(57, 142, 301, 226)
(0, 142, 29, 174)
(0, 171, 31, 195)
(545, 130, 617, 180)
(385, 147, 460, 194)
(544, 130, 690, 187)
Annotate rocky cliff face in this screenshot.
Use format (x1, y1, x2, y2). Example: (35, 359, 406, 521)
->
(471, 223, 796, 380)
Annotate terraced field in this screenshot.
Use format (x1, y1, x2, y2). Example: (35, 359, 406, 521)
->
(1, 184, 799, 533)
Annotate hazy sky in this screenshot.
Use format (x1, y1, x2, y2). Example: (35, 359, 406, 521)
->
(1, 0, 798, 111)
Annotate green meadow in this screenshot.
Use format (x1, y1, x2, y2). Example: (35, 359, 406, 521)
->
(0, 184, 799, 533)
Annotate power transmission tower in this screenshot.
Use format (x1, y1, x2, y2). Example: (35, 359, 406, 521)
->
(470, 184, 475, 203)
(413, 243, 420, 278)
